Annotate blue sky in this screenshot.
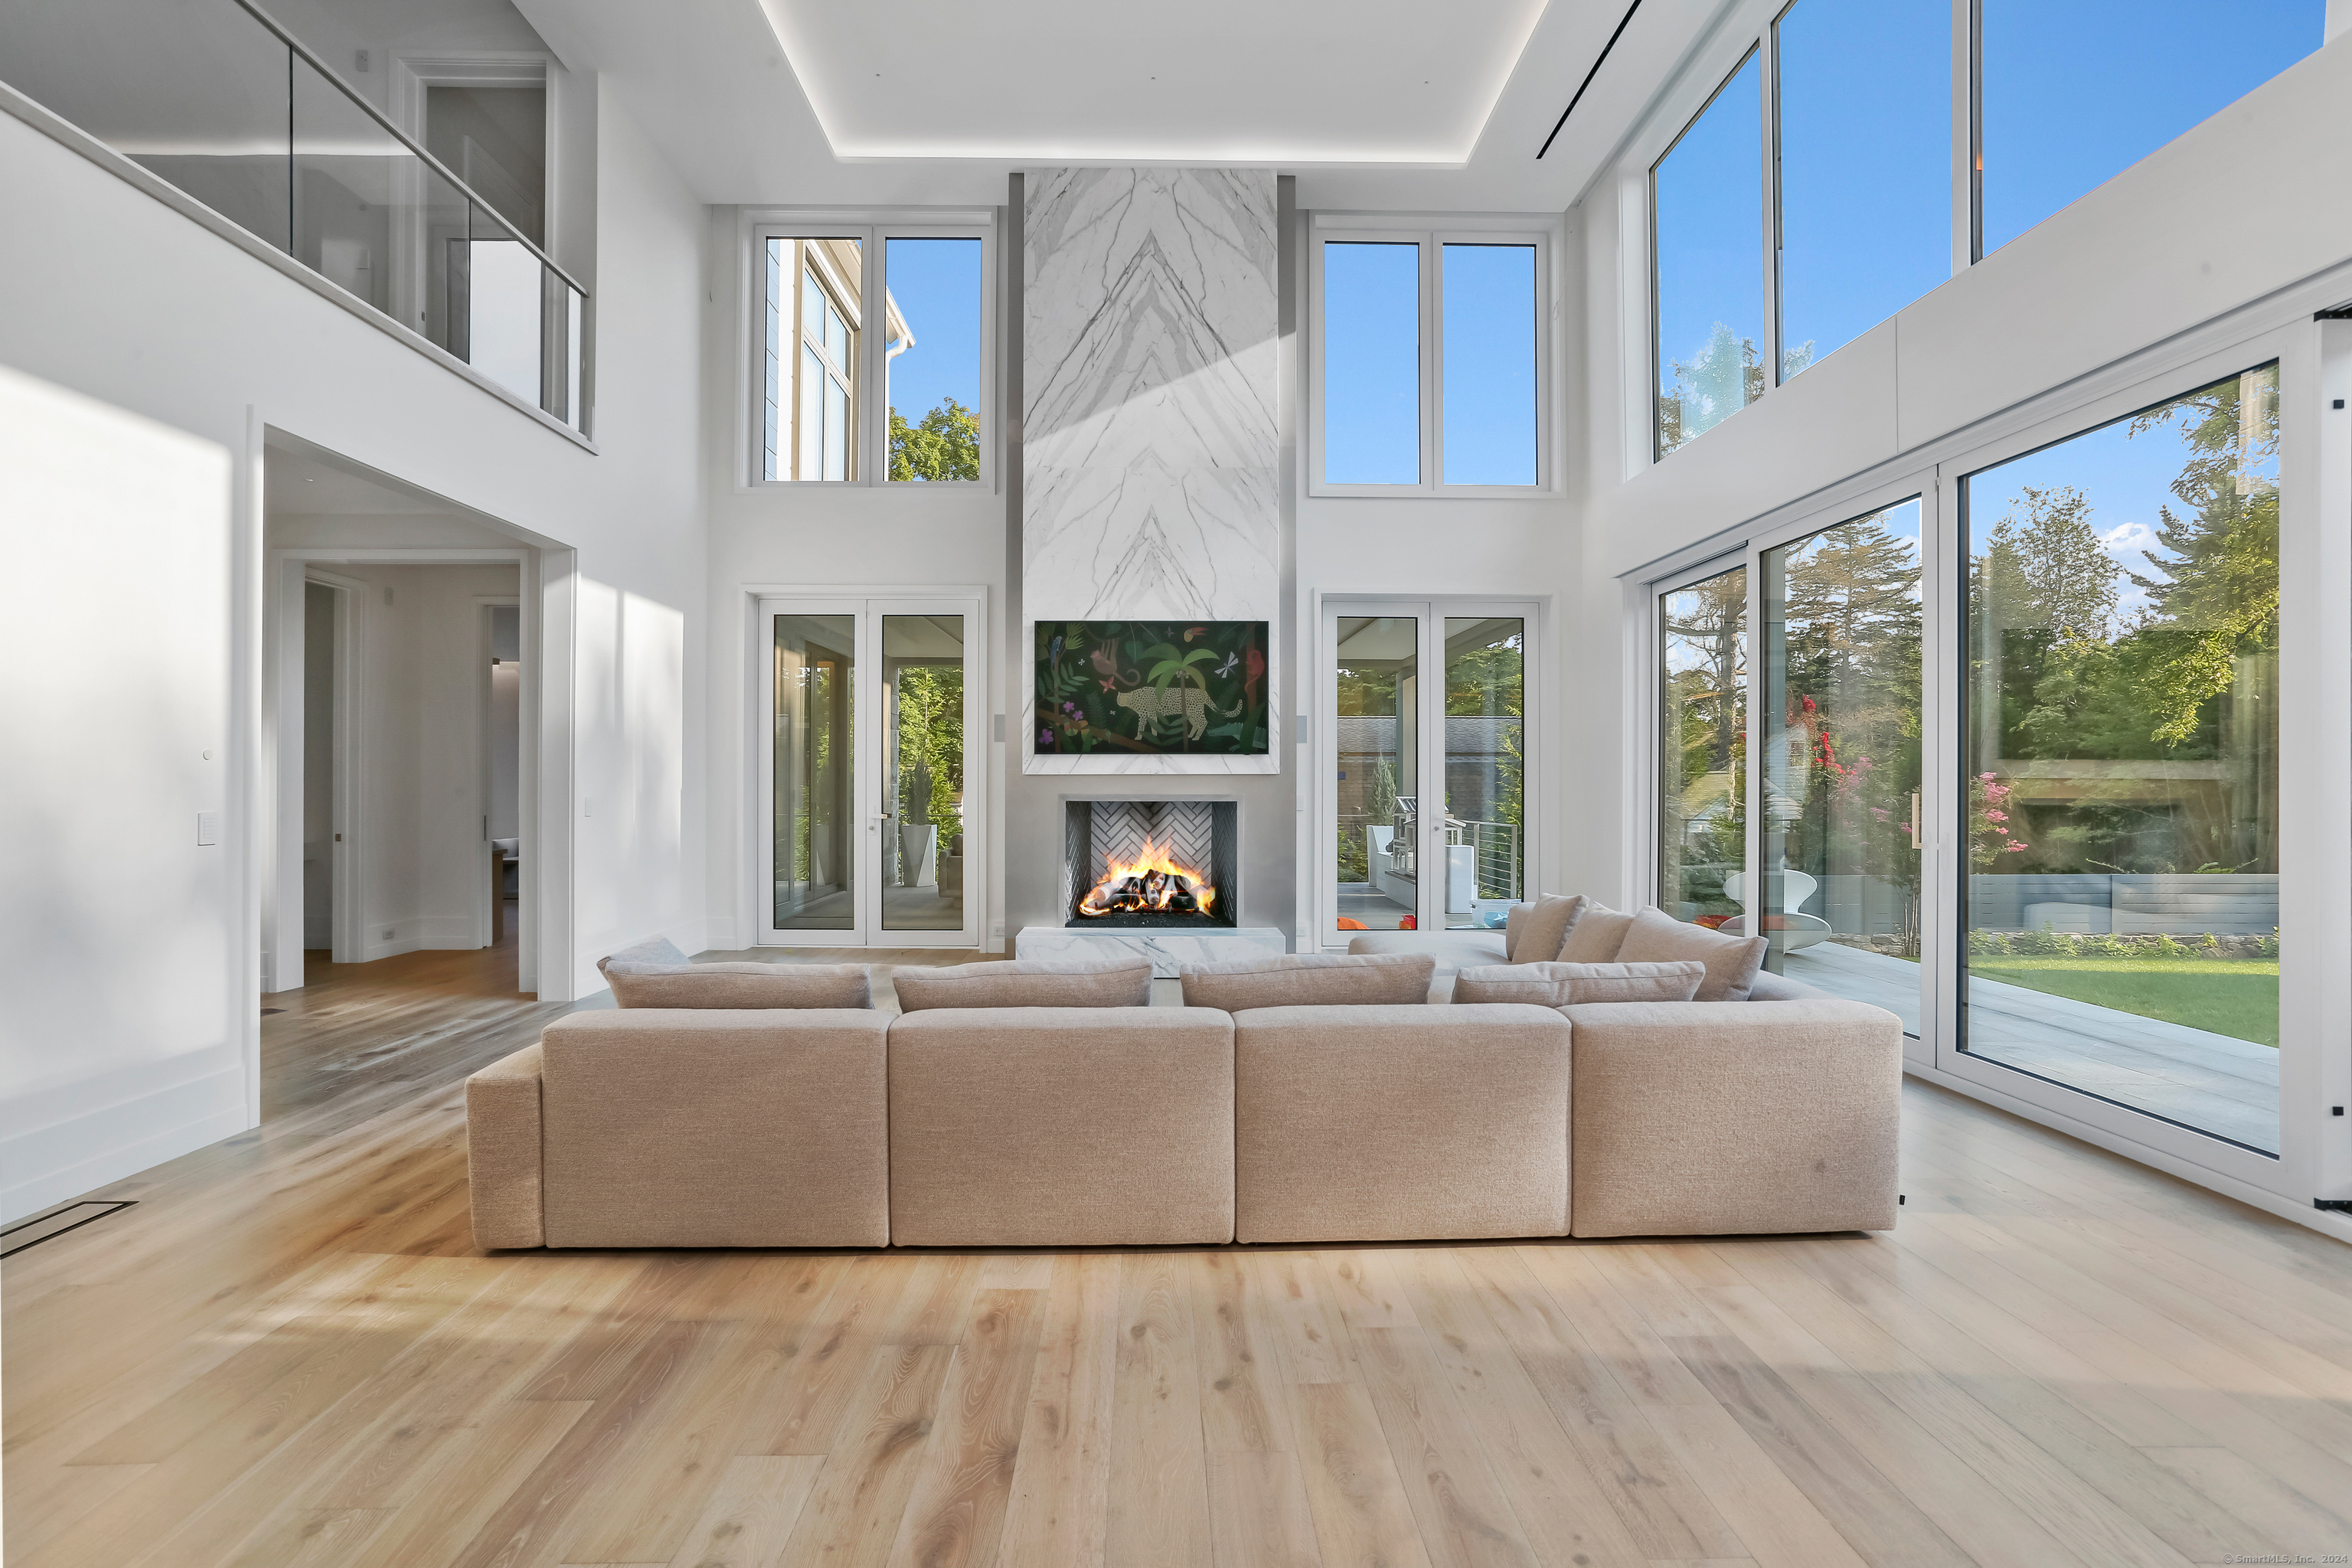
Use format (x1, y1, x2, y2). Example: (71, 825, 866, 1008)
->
(884, 237, 982, 425)
(1967, 365, 2278, 624)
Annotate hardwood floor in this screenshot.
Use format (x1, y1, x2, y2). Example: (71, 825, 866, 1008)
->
(7, 943, 2352, 1566)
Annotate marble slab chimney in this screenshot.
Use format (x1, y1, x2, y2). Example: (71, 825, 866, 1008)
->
(1021, 168, 1279, 774)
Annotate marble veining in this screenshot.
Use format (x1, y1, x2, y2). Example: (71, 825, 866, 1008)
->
(1015, 923, 1289, 978)
(1023, 168, 1279, 774)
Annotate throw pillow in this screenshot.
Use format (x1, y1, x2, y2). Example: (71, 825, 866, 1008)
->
(1556, 902, 1638, 962)
(1177, 952, 1436, 1011)
(890, 957, 1152, 1011)
(1612, 906, 1770, 1001)
(1450, 959, 1705, 1006)
(1506, 894, 1588, 965)
(602, 961, 872, 1009)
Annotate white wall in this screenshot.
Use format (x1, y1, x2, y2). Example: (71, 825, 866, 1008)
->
(0, 82, 706, 1220)
(0, 365, 244, 1223)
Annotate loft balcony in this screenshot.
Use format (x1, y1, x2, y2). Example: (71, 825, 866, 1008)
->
(0, 0, 589, 437)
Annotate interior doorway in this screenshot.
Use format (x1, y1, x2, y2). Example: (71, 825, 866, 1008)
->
(485, 603, 522, 949)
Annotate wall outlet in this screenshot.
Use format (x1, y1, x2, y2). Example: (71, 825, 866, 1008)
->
(383, 927, 394, 940)
(196, 812, 219, 846)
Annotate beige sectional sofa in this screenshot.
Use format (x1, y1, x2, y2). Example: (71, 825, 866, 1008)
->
(468, 920, 1902, 1251)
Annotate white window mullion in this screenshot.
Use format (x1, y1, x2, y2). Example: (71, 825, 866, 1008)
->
(1421, 237, 1442, 493)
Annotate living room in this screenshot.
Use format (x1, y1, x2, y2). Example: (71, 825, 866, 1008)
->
(6, 0, 2352, 1563)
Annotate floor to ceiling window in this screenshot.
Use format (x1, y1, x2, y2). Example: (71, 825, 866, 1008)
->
(1761, 501, 1925, 1034)
(1962, 364, 2281, 1153)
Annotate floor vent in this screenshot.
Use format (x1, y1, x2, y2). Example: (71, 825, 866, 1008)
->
(2, 1200, 136, 1259)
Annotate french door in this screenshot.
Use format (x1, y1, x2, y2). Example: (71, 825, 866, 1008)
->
(756, 593, 984, 948)
(1318, 599, 1537, 945)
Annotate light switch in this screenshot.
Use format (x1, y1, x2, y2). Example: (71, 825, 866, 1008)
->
(197, 812, 219, 846)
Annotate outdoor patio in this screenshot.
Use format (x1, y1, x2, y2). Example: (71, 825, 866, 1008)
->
(1783, 941, 2279, 1153)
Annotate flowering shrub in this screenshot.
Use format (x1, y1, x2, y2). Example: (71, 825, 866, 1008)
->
(1969, 773, 2030, 868)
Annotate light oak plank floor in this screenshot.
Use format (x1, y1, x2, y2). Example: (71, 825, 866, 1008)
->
(8, 941, 2352, 1566)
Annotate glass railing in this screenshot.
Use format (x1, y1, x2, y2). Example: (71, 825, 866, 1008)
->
(0, 0, 587, 432)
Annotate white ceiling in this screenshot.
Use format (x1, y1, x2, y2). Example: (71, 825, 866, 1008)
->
(512, 0, 1734, 211)
(761, 0, 1550, 165)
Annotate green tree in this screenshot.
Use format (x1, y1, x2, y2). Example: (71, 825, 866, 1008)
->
(1658, 323, 1764, 454)
(888, 399, 980, 482)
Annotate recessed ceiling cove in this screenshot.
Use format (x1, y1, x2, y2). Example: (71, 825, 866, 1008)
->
(757, 0, 1553, 164)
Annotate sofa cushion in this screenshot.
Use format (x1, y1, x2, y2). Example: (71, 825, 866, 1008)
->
(1178, 952, 1435, 1010)
(1612, 906, 1770, 1001)
(887, 1007, 1234, 1246)
(890, 956, 1152, 1011)
(1555, 903, 1638, 962)
(597, 933, 690, 972)
(1504, 894, 1589, 964)
(603, 961, 871, 1010)
(537, 1009, 890, 1248)
(1451, 959, 1705, 1006)
(1233, 1004, 1570, 1243)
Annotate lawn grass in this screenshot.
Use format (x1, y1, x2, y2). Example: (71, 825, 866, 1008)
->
(1968, 956, 2278, 1047)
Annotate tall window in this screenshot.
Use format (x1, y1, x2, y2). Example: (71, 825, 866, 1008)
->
(1962, 364, 2281, 1153)
(1659, 565, 1747, 924)
(1761, 501, 1925, 1034)
(1313, 225, 1548, 493)
(1650, 2, 2324, 452)
(1653, 51, 1763, 457)
(758, 224, 988, 485)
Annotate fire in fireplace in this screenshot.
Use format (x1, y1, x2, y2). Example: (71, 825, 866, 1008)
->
(1063, 799, 1238, 928)
(1076, 835, 1217, 920)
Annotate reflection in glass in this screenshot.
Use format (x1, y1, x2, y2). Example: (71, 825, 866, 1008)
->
(1440, 245, 1537, 485)
(1980, 1, 2323, 257)
(1442, 619, 1524, 930)
(1323, 243, 1421, 485)
(1963, 364, 2280, 1153)
(1334, 617, 1419, 930)
(466, 204, 544, 408)
(1759, 502, 1924, 1033)
(765, 238, 862, 481)
(774, 614, 855, 931)
(882, 615, 966, 932)
(1654, 50, 1763, 456)
(1661, 568, 1746, 925)
(885, 237, 981, 482)
(1775, 0, 1949, 377)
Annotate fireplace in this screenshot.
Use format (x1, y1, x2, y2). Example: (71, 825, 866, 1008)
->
(1063, 799, 1238, 928)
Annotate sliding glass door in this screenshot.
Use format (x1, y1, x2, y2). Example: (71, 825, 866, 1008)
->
(1649, 347, 2298, 1190)
(1958, 364, 2280, 1155)
(1322, 600, 1534, 942)
(759, 594, 983, 948)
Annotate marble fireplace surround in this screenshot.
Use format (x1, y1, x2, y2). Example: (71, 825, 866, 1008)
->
(1021, 167, 1280, 776)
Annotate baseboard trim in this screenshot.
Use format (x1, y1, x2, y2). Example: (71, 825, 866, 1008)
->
(0, 1066, 248, 1225)
(1902, 1060, 2352, 1245)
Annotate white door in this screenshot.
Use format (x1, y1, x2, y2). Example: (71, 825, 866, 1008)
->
(1319, 599, 1535, 946)
(757, 594, 984, 949)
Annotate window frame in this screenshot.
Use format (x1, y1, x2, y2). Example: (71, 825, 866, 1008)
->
(745, 211, 997, 492)
(1305, 211, 1558, 499)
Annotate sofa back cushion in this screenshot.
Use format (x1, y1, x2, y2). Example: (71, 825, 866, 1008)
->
(1611, 906, 1771, 1001)
(1178, 952, 1436, 1010)
(1451, 959, 1706, 1006)
(1553, 901, 1635, 962)
(1501, 894, 1588, 964)
(603, 961, 871, 1010)
(891, 957, 1152, 1011)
